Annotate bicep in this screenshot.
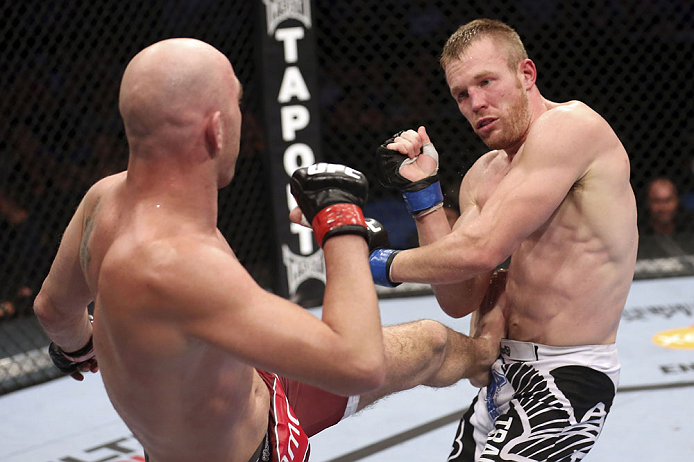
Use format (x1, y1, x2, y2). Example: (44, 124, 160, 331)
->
(482, 163, 572, 240)
(473, 126, 593, 251)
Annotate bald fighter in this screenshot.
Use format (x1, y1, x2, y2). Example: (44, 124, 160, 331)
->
(370, 19, 638, 461)
(34, 38, 503, 462)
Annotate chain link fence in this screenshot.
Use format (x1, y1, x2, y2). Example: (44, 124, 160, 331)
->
(2, 0, 693, 394)
(313, 0, 694, 266)
(0, 0, 270, 394)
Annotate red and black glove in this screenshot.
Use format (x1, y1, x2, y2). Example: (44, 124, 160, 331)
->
(290, 163, 369, 247)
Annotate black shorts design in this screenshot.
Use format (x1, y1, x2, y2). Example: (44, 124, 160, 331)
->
(448, 340, 620, 461)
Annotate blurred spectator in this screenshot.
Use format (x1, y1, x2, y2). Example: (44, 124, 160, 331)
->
(640, 177, 692, 236)
(637, 177, 694, 261)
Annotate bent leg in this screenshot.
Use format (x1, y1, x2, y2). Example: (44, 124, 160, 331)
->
(357, 310, 502, 411)
(280, 377, 355, 437)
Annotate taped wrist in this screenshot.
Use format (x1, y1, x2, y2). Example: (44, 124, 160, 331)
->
(414, 201, 444, 218)
(312, 204, 368, 247)
(401, 179, 444, 215)
(369, 248, 402, 287)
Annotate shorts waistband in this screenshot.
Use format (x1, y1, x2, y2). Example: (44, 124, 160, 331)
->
(500, 339, 618, 362)
(250, 431, 268, 462)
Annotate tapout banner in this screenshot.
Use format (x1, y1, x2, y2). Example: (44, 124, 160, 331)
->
(257, 0, 325, 306)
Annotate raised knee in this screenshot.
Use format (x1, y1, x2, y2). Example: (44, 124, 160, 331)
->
(416, 319, 448, 356)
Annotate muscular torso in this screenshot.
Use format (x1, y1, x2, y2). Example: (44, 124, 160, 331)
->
(465, 102, 638, 346)
(78, 172, 269, 462)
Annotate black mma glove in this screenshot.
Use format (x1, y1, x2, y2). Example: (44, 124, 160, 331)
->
(365, 217, 401, 287)
(290, 163, 369, 247)
(48, 336, 95, 375)
(377, 131, 444, 216)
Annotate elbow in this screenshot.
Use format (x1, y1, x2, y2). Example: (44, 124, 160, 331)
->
(472, 242, 509, 273)
(337, 352, 386, 396)
(361, 355, 387, 391)
(451, 229, 508, 276)
(32, 288, 55, 326)
(462, 250, 499, 276)
(439, 301, 470, 319)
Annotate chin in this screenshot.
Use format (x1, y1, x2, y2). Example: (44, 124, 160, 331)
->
(483, 130, 521, 151)
(482, 135, 506, 151)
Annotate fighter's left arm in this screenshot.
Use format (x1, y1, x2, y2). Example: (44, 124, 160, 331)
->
(389, 105, 603, 284)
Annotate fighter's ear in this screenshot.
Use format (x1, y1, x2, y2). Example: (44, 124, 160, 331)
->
(205, 111, 223, 157)
(519, 58, 537, 90)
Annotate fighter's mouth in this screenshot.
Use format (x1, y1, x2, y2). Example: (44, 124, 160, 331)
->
(477, 118, 496, 129)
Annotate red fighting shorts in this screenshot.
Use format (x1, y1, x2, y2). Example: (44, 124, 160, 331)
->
(257, 370, 357, 462)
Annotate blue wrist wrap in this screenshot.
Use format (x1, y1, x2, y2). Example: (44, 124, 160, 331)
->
(369, 248, 401, 287)
(402, 181, 443, 214)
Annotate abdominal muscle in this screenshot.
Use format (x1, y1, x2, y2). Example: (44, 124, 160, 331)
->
(500, 237, 627, 347)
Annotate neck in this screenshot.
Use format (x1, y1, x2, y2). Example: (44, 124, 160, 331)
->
(505, 92, 551, 160)
(125, 153, 219, 232)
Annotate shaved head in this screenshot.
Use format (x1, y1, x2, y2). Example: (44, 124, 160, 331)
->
(118, 38, 242, 185)
(119, 38, 238, 142)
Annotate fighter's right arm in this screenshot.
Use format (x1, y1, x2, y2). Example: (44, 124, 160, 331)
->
(34, 187, 99, 381)
(376, 127, 492, 317)
(422, 195, 493, 318)
(34, 192, 95, 354)
(102, 165, 385, 397)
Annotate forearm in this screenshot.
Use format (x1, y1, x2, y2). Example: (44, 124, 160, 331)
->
(413, 207, 451, 246)
(431, 272, 493, 318)
(390, 227, 498, 285)
(411, 209, 491, 315)
(34, 283, 92, 352)
(321, 235, 384, 368)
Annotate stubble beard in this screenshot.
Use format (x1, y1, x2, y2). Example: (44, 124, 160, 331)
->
(480, 84, 531, 151)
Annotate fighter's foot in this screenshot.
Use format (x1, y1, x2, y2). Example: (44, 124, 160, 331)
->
(469, 303, 505, 387)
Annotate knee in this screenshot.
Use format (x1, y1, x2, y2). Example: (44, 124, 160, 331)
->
(414, 319, 448, 357)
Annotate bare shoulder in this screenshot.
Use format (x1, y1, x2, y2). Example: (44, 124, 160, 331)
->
(100, 233, 253, 317)
(86, 171, 126, 196)
(461, 149, 507, 189)
(533, 100, 615, 144)
(82, 171, 127, 210)
(524, 100, 624, 169)
(102, 235, 247, 297)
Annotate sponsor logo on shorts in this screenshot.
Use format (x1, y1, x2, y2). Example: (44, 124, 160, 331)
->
(652, 325, 694, 349)
(485, 369, 507, 420)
